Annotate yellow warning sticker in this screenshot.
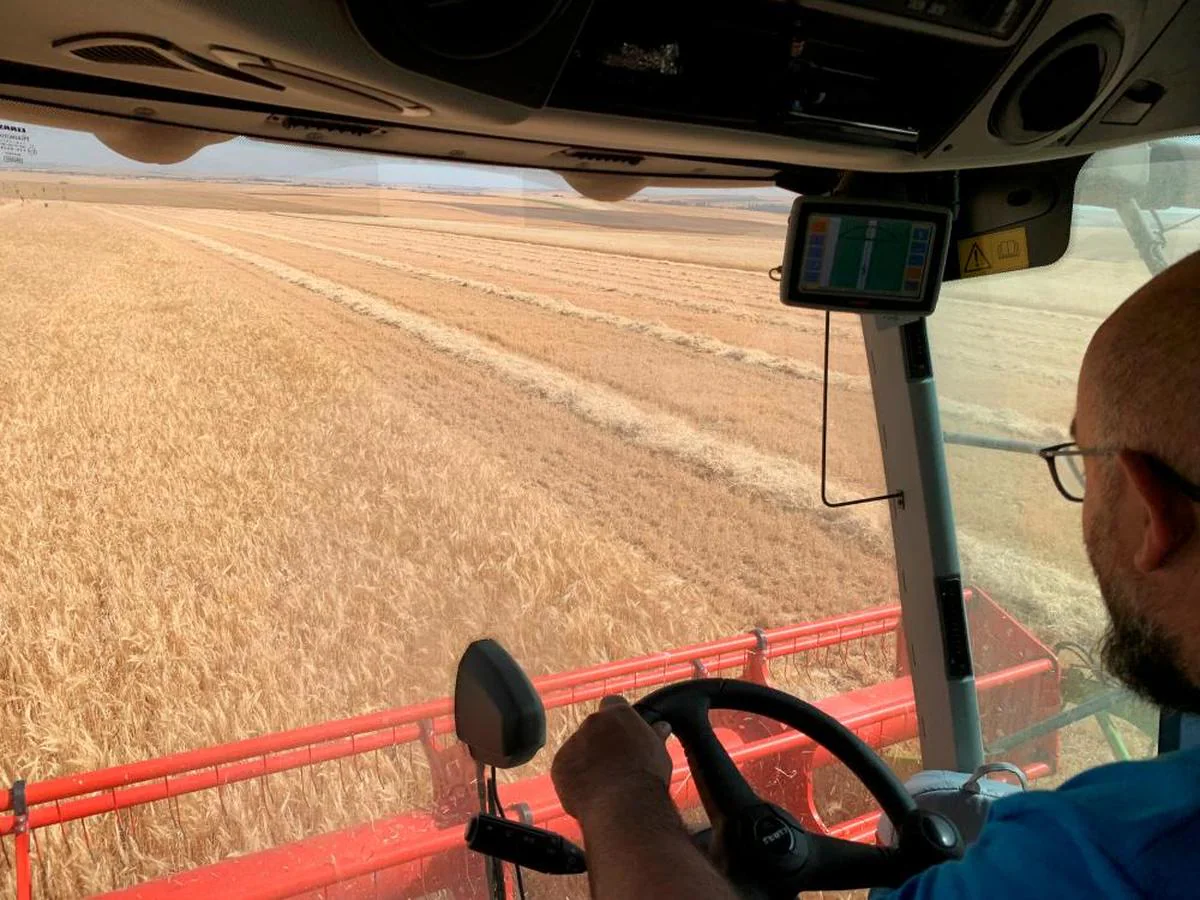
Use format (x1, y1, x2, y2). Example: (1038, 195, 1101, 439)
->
(957, 226, 1030, 278)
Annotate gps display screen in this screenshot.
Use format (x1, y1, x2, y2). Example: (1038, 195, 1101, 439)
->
(796, 213, 936, 301)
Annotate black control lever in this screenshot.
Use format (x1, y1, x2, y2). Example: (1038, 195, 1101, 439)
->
(465, 814, 588, 875)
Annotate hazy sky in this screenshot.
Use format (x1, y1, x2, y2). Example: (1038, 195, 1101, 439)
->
(0, 121, 795, 204)
(1, 121, 565, 189)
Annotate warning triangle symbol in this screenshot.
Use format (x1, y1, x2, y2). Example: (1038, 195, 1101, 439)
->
(963, 242, 992, 274)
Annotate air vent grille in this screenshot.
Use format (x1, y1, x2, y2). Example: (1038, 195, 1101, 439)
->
(269, 115, 386, 136)
(561, 149, 644, 166)
(70, 44, 186, 69)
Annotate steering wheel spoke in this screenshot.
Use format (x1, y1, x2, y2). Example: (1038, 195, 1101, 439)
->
(668, 705, 763, 823)
(636, 678, 963, 895)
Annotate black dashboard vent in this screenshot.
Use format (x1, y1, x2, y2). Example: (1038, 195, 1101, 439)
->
(69, 44, 185, 70)
(560, 149, 645, 166)
(268, 114, 386, 137)
(55, 34, 285, 91)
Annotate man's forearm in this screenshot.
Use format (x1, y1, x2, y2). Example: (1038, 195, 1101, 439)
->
(578, 779, 741, 900)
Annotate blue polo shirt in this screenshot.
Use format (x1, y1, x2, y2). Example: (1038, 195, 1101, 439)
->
(882, 746, 1200, 900)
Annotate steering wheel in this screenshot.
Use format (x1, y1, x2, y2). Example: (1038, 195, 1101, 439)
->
(635, 679, 963, 898)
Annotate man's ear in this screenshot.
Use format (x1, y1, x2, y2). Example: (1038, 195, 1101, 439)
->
(1116, 450, 1196, 572)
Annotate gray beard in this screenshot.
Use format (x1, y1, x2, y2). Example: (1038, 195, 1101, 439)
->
(1087, 526, 1200, 714)
(1097, 602, 1200, 714)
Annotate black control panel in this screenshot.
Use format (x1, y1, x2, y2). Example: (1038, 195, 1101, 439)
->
(552, 2, 1019, 151)
(347, 0, 1039, 153)
(837, 0, 1039, 39)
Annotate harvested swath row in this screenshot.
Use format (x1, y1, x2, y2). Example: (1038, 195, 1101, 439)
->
(307, 220, 1083, 382)
(178, 210, 882, 384)
(267, 210, 780, 274)
(166, 210, 1072, 445)
(201, 206, 1088, 372)
(138, 204, 1089, 561)
(277, 199, 1129, 321)
(298, 213, 1065, 438)
(114, 210, 891, 553)
(280, 211, 1086, 337)
(297, 215, 1083, 391)
(246, 211, 850, 337)
(151, 213, 866, 391)
(146, 210, 1063, 445)
(139, 213, 1087, 579)
(136, 212, 889, 488)
(141, 212, 1092, 590)
(367, 214, 1096, 358)
(385, 227, 771, 301)
(264, 212, 788, 317)
(227, 211, 1112, 643)
(235, 221, 1108, 639)
(221, 210, 1084, 394)
(118, 211, 1104, 647)
(268, 210, 1104, 335)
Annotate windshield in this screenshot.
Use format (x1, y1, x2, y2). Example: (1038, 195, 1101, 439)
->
(0, 123, 1193, 899)
(0, 125, 911, 898)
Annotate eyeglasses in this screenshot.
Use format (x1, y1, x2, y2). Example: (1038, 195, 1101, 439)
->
(1038, 441, 1200, 504)
(1038, 442, 1094, 503)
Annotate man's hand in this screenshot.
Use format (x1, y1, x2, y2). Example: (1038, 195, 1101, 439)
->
(551, 695, 673, 823)
(551, 696, 740, 899)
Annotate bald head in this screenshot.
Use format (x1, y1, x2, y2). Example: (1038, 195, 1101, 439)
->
(1080, 250, 1200, 480)
(1077, 249, 1200, 712)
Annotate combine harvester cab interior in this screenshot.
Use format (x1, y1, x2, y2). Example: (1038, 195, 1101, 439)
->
(0, 0, 1197, 898)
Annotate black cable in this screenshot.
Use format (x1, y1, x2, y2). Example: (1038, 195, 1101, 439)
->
(489, 766, 528, 900)
(1052, 640, 1097, 669)
(820, 311, 902, 509)
(477, 761, 505, 900)
(488, 768, 503, 820)
(476, 760, 489, 815)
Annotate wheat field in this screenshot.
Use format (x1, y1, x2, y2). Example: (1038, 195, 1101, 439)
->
(0, 178, 1166, 897)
